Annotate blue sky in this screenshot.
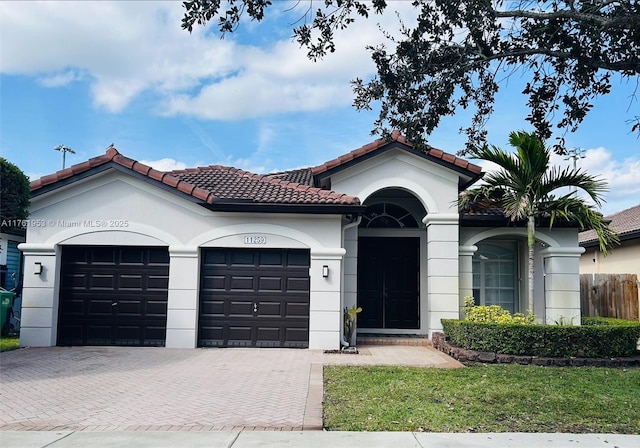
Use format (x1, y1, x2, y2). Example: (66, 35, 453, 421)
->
(1, 1, 638, 215)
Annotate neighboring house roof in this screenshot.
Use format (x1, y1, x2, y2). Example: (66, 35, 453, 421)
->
(30, 148, 361, 214)
(579, 204, 640, 247)
(311, 130, 483, 189)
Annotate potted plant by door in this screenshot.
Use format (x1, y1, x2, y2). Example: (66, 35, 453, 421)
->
(342, 305, 362, 352)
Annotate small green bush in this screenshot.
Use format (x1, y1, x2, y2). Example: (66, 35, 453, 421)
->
(442, 314, 640, 358)
(462, 296, 536, 325)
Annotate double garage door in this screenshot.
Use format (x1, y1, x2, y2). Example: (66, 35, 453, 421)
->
(58, 246, 310, 348)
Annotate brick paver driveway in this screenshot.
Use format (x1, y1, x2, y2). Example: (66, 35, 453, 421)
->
(0, 347, 317, 431)
(0, 344, 460, 431)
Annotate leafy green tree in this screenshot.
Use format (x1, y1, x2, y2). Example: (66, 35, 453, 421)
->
(0, 158, 30, 226)
(458, 131, 618, 313)
(181, 0, 640, 153)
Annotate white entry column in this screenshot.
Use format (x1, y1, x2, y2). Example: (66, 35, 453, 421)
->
(17, 243, 59, 347)
(165, 246, 199, 348)
(540, 246, 585, 325)
(309, 248, 345, 350)
(423, 214, 460, 335)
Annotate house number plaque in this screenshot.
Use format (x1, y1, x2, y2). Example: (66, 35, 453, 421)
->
(244, 236, 267, 244)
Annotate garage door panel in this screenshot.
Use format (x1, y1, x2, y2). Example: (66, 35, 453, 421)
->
(89, 274, 117, 289)
(259, 277, 282, 291)
(228, 300, 254, 317)
(228, 326, 253, 342)
(119, 274, 143, 289)
(58, 246, 169, 347)
(91, 247, 118, 264)
(287, 251, 310, 266)
(87, 300, 115, 316)
(230, 276, 254, 290)
(286, 277, 310, 291)
(257, 301, 282, 317)
(230, 252, 254, 265)
(285, 302, 309, 317)
(256, 327, 281, 343)
(199, 248, 310, 348)
(259, 252, 283, 266)
(200, 275, 225, 291)
(145, 300, 171, 316)
(200, 299, 225, 316)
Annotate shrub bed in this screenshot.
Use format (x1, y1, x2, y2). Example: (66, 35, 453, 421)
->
(432, 332, 640, 367)
(441, 318, 640, 358)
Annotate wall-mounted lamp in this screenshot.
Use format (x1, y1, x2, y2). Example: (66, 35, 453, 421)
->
(322, 265, 329, 278)
(34, 262, 43, 275)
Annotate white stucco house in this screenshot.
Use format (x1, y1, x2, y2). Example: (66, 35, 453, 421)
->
(19, 133, 585, 349)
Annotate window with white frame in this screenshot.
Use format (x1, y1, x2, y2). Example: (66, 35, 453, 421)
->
(472, 241, 519, 313)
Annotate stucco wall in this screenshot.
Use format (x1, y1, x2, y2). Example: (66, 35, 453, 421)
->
(580, 239, 640, 276)
(20, 169, 346, 349)
(329, 149, 460, 214)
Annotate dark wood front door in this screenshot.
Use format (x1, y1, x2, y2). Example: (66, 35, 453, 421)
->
(357, 237, 420, 329)
(199, 248, 310, 348)
(58, 246, 169, 346)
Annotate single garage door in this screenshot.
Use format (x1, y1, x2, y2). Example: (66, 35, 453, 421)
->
(58, 246, 169, 346)
(199, 248, 310, 348)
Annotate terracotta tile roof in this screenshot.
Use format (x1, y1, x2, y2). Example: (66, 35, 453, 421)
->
(30, 147, 359, 208)
(311, 130, 483, 177)
(264, 168, 314, 186)
(170, 166, 358, 205)
(579, 204, 640, 244)
(30, 148, 215, 203)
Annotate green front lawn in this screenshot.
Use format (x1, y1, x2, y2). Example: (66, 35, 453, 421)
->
(0, 335, 20, 352)
(324, 365, 640, 433)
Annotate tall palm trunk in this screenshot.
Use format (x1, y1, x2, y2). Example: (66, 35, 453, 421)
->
(527, 214, 535, 315)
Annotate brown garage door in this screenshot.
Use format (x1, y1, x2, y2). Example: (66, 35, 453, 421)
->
(199, 248, 310, 348)
(58, 246, 169, 346)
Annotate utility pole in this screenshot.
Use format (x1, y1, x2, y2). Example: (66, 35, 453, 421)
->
(564, 147, 586, 194)
(53, 145, 75, 169)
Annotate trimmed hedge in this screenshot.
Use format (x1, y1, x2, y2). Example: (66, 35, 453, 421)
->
(441, 318, 640, 358)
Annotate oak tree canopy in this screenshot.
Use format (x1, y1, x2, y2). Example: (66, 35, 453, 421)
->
(182, 0, 640, 154)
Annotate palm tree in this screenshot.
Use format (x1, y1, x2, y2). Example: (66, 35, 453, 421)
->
(459, 131, 619, 315)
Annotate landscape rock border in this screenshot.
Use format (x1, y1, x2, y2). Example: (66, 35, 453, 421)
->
(431, 332, 640, 367)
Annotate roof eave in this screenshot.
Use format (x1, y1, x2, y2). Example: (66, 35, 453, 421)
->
(30, 163, 210, 206)
(204, 201, 366, 215)
(314, 141, 482, 188)
(580, 229, 640, 248)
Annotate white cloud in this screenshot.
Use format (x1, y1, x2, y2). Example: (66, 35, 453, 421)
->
(0, 0, 416, 117)
(38, 70, 84, 88)
(578, 147, 640, 215)
(139, 158, 187, 172)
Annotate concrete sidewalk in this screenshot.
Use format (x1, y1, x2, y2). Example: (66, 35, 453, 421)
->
(1, 430, 638, 448)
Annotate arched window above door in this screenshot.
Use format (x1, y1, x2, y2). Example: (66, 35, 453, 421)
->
(359, 203, 419, 228)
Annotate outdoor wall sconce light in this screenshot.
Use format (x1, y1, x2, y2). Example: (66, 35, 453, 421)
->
(34, 262, 43, 275)
(322, 265, 329, 278)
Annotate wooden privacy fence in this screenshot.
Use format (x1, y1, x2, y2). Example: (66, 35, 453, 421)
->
(580, 274, 639, 321)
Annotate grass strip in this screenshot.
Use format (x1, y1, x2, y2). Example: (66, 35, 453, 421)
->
(0, 336, 20, 352)
(324, 364, 640, 433)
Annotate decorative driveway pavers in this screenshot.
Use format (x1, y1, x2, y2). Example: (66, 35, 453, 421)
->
(0, 345, 461, 432)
